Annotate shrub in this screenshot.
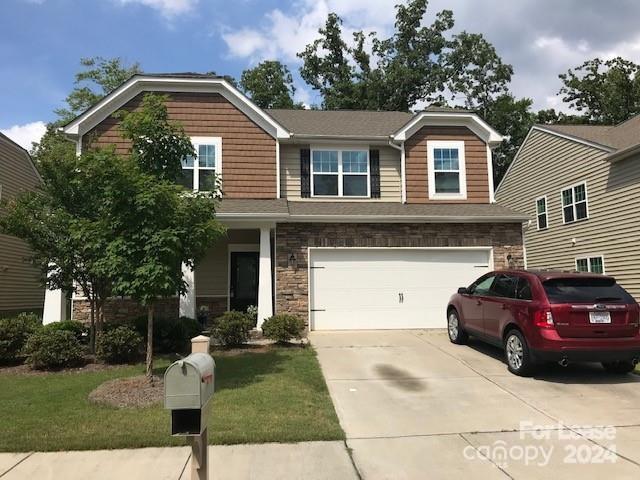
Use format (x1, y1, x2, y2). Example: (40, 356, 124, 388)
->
(212, 311, 254, 346)
(96, 326, 143, 364)
(43, 320, 88, 343)
(261, 314, 306, 343)
(23, 330, 84, 370)
(124, 316, 202, 354)
(0, 313, 41, 364)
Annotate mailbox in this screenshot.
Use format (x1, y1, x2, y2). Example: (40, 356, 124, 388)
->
(164, 353, 215, 436)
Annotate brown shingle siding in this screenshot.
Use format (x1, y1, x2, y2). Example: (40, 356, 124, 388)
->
(405, 126, 490, 203)
(85, 92, 277, 199)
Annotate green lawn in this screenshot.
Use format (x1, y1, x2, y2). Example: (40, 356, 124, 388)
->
(0, 347, 344, 452)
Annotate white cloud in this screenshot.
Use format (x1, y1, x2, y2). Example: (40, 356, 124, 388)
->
(114, 0, 198, 18)
(1, 121, 47, 150)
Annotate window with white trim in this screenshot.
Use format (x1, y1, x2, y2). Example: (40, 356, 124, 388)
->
(576, 256, 604, 274)
(427, 141, 467, 199)
(311, 149, 369, 197)
(561, 182, 588, 223)
(178, 137, 221, 192)
(536, 196, 548, 229)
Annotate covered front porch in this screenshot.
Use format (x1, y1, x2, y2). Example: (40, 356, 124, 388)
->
(180, 224, 275, 327)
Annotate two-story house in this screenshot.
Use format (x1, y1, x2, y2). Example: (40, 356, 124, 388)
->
(496, 116, 640, 299)
(44, 73, 525, 331)
(0, 132, 44, 316)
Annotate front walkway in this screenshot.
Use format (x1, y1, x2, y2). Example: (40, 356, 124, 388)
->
(311, 329, 640, 479)
(0, 442, 358, 480)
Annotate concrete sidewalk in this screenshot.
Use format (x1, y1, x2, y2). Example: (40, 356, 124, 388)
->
(0, 441, 358, 480)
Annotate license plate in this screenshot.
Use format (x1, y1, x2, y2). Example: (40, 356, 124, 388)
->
(589, 311, 611, 324)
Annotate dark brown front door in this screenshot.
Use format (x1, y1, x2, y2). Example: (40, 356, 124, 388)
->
(230, 252, 259, 313)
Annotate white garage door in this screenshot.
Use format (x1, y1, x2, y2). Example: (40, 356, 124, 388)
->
(309, 248, 492, 330)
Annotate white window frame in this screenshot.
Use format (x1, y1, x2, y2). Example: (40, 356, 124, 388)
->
(535, 195, 548, 230)
(182, 136, 222, 192)
(427, 140, 467, 200)
(310, 147, 370, 198)
(560, 181, 589, 224)
(575, 255, 605, 274)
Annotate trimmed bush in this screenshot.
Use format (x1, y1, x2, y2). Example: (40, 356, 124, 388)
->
(23, 330, 84, 370)
(120, 316, 202, 354)
(96, 326, 143, 364)
(261, 314, 306, 343)
(212, 311, 254, 346)
(0, 313, 41, 364)
(43, 320, 88, 343)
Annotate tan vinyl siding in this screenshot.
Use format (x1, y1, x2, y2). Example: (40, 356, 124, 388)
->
(405, 126, 490, 204)
(496, 128, 640, 299)
(279, 144, 402, 201)
(195, 229, 259, 297)
(84, 92, 277, 199)
(0, 135, 44, 313)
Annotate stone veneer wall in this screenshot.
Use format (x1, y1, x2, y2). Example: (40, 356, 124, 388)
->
(275, 222, 524, 324)
(72, 296, 227, 324)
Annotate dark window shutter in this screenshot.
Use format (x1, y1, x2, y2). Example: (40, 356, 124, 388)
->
(370, 149, 380, 198)
(300, 148, 311, 198)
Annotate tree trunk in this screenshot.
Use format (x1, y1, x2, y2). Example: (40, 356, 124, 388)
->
(89, 298, 96, 354)
(146, 303, 154, 383)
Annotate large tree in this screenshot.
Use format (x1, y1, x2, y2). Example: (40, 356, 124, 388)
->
(114, 94, 224, 381)
(240, 61, 302, 109)
(558, 57, 640, 124)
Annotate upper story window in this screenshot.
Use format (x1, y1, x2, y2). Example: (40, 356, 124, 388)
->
(576, 256, 604, 274)
(178, 137, 222, 192)
(561, 182, 588, 223)
(311, 149, 369, 197)
(536, 196, 548, 230)
(427, 141, 467, 200)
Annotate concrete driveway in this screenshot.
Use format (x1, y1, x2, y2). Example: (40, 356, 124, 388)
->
(310, 329, 640, 480)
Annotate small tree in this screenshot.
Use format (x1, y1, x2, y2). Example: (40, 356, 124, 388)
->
(113, 94, 224, 381)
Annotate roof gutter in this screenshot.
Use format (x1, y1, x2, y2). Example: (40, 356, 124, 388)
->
(605, 143, 640, 163)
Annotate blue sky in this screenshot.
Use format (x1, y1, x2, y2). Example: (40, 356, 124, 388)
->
(3, 0, 640, 148)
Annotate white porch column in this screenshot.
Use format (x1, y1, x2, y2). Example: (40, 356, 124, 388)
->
(179, 262, 197, 319)
(43, 288, 67, 325)
(257, 226, 273, 328)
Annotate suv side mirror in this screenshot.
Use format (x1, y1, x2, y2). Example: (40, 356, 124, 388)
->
(457, 287, 469, 295)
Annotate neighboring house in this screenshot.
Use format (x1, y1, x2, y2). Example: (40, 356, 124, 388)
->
(46, 73, 526, 331)
(496, 116, 640, 299)
(0, 132, 44, 316)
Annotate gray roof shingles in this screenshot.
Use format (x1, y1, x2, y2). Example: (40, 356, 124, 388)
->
(539, 114, 640, 151)
(216, 199, 526, 221)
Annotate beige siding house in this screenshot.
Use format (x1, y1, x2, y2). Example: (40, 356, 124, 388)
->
(495, 116, 640, 299)
(0, 133, 44, 315)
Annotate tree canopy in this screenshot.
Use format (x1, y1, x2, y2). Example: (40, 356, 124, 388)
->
(240, 61, 302, 109)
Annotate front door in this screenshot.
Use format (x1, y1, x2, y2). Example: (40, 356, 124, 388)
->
(230, 252, 259, 313)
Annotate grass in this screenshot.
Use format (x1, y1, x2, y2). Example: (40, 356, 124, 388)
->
(0, 346, 344, 452)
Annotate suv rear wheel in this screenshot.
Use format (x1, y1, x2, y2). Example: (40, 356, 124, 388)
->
(504, 329, 535, 376)
(602, 361, 636, 374)
(447, 309, 468, 344)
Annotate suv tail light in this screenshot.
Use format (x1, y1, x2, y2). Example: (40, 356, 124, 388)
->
(534, 309, 555, 329)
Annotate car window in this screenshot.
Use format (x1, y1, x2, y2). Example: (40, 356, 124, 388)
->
(542, 277, 635, 304)
(491, 275, 518, 298)
(470, 275, 496, 296)
(516, 277, 532, 301)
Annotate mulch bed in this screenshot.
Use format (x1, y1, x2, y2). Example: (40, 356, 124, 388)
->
(0, 360, 118, 376)
(88, 375, 164, 408)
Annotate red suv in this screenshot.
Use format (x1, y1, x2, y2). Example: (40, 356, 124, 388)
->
(447, 270, 640, 376)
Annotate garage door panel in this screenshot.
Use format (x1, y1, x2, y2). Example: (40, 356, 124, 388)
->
(310, 248, 491, 330)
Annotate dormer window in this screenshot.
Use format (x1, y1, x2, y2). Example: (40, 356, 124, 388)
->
(178, 137, 222, 192)
(427, 141, 467, 200)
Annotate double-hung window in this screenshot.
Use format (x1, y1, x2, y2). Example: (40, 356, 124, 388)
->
(576, 256, 604, 274)
(561, 182, 588, 223)
(536, 196, 548, 229)
(311, 149, 369, 197)
(178, 137, 221, 192)
(427, 141, 467, 199)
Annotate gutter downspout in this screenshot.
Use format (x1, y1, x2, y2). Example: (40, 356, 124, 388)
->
(387, 139, 405, 203)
